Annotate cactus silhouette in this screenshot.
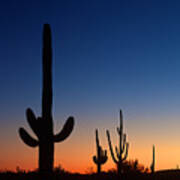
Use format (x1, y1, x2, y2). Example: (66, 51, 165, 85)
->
(93, 129, 108, 174)
(18, 24, 74, 173)
(150, 145, 155, 173)
(106, 110, 129, 175)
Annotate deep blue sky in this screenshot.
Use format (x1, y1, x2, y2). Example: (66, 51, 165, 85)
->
(1, 0, 180, 171)
(1, 0, 180, 114)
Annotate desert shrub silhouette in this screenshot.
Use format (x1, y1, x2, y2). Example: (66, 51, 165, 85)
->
(92, 129, 108, 174)
(122, 159, 149, 174)
(106, 110, 129, 176)
(18, 24, 74, 173)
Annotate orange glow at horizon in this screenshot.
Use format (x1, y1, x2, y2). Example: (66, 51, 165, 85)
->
(1, 115, 180, 173)
(2, 136, 180, 173)
(2, 147, 180, 174)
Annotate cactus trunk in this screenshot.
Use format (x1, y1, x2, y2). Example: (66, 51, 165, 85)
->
(39, 23, 54, 173)
(18, 24, 74, 174)
(106, 110, 129, 176)
(117, 163, 121, 175)
(97, 163, 101, 174)
(150, 145, 155, 173)
(39, 140, 54, 172)
(93, 129, 108, 174)
(42, 24, 52, 122)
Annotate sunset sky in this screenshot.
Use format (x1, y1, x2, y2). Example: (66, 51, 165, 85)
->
(1, 0, 180, 173)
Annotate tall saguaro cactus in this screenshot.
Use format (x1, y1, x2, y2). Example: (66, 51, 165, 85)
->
(18, 24, 74, 173)
(106, 110, 129, 175)
(93, 129, 108, 174)
(150, 145, 155, 173)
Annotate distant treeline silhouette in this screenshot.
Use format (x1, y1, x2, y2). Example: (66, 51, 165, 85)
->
(2, 168, 180, 180)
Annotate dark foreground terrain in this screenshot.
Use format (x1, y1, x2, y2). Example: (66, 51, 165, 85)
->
(1, 170, 180, 180)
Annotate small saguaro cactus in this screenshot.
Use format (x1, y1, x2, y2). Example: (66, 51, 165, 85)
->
(93, 129, 108, 174)
(150, 145, 155, 173)
(18, 24, 74, 173)
(106, 110, 129, 175)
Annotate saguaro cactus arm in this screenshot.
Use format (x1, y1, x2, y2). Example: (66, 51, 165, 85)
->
(115, 146, 120, 158)
(26, 108, 41, 138)
(106, 130, 118, 164)
(103, 149, 107, 156)
(93, 129, 108, 163)
(93, 156, 98, 164)
(122, 143, 129, 161)
(122, 134, 126, 152)
(93, 150, 108, 164)
(95, 129, 99, 147)
(19, 128, 39, 147)
(54, 117, 74, 142)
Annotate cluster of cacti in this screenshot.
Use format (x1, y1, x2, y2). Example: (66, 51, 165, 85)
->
(17, 23, 160, 176)
(106, 110, 129, 175)
(150, 145, 155, 173)
(18, 24, 75, 173)
(92, 129, 108, 173)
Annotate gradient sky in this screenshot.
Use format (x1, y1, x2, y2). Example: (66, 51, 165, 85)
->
(1, 0, 180, 173)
